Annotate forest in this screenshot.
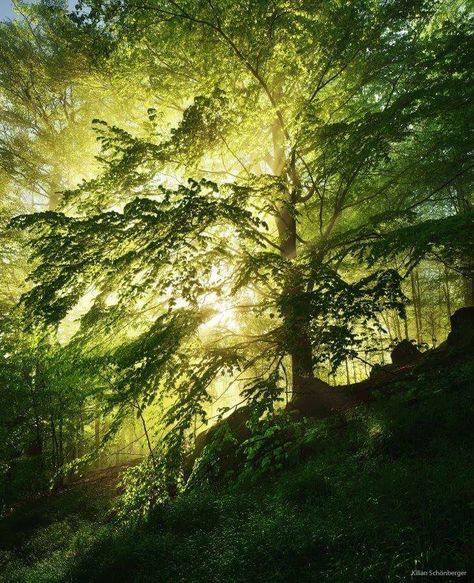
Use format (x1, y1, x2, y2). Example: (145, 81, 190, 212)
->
(0, 0, 473, 581)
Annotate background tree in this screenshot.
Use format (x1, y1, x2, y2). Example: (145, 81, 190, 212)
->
(0, 0, 158, 506)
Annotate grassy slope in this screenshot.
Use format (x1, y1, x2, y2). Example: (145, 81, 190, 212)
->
(1, 361, 473, 583)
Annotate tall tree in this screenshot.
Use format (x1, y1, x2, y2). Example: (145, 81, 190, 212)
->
(73, 0, 472, 376)
(11, 0, 473, 477)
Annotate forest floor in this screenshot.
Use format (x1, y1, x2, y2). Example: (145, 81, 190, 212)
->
(0, 464, 125, 552)
(1, 360, 473, 582)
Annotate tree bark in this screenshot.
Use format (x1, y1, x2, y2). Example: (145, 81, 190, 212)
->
(410, 270, 422, 344)
(94, 416, 101, 452)
(443, 266, 452, 323)
(462, 259, 474, 307)
(270, 117, 314, 392)
(453, 184, 473, 307)
(415, 269, 423, 343)
(345, 358, 351, 384)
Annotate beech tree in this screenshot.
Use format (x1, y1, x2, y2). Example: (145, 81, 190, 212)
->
(8, 0, 473, 481)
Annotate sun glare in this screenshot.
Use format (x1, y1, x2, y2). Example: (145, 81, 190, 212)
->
(198, 293, 241, 332)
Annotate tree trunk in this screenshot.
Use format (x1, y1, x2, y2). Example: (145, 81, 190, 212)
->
(404, 315, 409, 340)
(393, 310, 402, 341)
(443, 266, 452, 323)
(463, 259, 474, 307)
(415, 269, 423, 343)
(410, 270, 422, 344)
(270, 117, 314, 393)
(454, 184, 473, 307)
(57, 414, 64, 490)
(351, 360, 358, 383)
(345, 358, 351, 384)
(48, 171, 61, 210)
(94, 416, 100, 452)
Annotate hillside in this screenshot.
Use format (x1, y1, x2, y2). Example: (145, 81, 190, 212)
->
(1, 358, 472, 583)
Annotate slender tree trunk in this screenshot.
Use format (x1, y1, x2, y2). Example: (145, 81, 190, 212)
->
(345, 358, 350, 385)
(351, 360, 358, 383)
(378, 328, 385, 364)
(415, 270, 423, 343)
(50, 414, 62, 491)
(410, 271, 421, 344)
(94, 416, 100, 452)
(393, 310, 402, 341)
(139, 409, 156, 469)
(463, 258, 474, 307)
(57, 414, 64, 489)
(28, 367, 43, 459)
(454, 184, 474, 307)
(50, 415, 56, 469)
(381, 312, 393, 341)
(77, 409, 85, 458)
(443, 266, 452, 322)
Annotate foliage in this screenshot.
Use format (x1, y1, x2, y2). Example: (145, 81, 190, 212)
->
(0, 0, 472, 515)
(352, 211, 474, 276)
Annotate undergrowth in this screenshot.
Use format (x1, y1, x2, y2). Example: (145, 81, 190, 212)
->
(1, 362, 473, 582)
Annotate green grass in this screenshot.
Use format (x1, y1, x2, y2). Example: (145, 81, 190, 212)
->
(1, 362, 473, 582)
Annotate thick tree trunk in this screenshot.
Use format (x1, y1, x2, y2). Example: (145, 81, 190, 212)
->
(288, 311, 315, 389)
(270, 118, 314, 393)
